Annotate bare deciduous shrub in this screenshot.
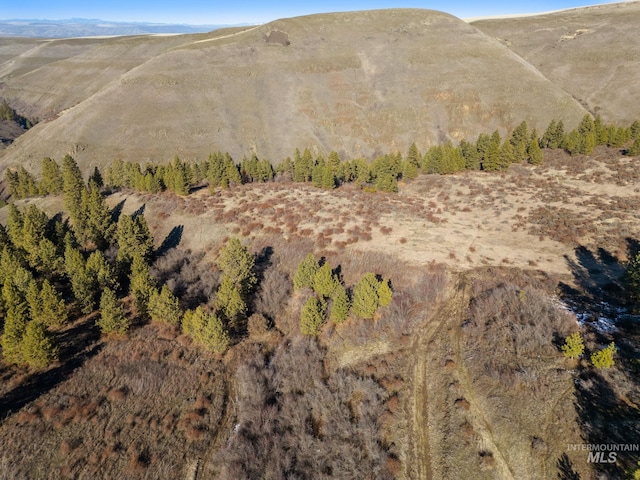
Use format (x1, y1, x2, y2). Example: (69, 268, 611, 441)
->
(151, 248, 220, 309)
(213, 338, 393, 479)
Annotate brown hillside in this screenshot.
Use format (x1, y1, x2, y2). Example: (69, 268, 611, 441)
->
(0, 9, 587, 175)
(472, 1, 640, 123)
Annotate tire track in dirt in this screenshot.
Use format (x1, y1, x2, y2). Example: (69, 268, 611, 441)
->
(407, 274, 466, 480)
(192, 367, 237, 480)
(450, 275, 517, 480)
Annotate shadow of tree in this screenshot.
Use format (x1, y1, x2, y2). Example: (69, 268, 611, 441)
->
(561, 240, 640, 479)
(110, 199, 126, 224)
(573, 370, 640, 478)
(557, 453, 581, 480)
(156, 225, 183, 257)
(0, 315, 103, 421)
(561, 245, 625, 311)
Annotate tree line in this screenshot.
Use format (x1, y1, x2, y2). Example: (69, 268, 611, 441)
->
(6, 115, 640, 200)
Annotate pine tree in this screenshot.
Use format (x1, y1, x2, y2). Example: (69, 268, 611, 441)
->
(65, 243, 97, 314)
(97, 287, 128, 335)
(510, 121, 529, 161)
(460, 139, 480, 170)
(216, 275, 246, 324)
(527, 137, 543, 165)
(377, 279, 393, 307)
(183, 306, 229, 353)
(6, 203, 24, 248)
(62, 154, 87, 235)
(116, 213, 154, 265)
(624, 251, 640, 302)
(561, 332, 585, 359)
(591, 342, 616, 368)
(86, 250, 117, 291)
(198, 310, 230, 353)
(129, 253, 156, 316)
(1, 281, 28, 364)
(217, 238, 256, 294)
(313, 262, 338, 298)
(481, 130, 502, 171)
(294, 253, 319, 290)
(36, 279, 67, 327)
(39, 157, 63, 195)
(351, 273, 381, 319)
(148, 284, 182, 325)
(21, 320, 57, 369)
(628, 137, 640, 156)
(83, 182, 115, 249)
(330, 284, 350, 324)
(300, 296, 325, 336)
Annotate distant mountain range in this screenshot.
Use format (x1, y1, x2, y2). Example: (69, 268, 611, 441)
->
(0, 18, 245, 38)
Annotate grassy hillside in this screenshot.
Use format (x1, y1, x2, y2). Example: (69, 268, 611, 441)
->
(472, 1, 640, 124)
(0, 9, 589, 175)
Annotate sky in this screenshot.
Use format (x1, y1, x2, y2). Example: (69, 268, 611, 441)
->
(0, 0, 631, 25)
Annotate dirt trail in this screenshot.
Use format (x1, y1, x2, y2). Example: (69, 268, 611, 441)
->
(450, 276, 517, 480)
(407, 275, 466, 480)
(192, 368, 237, 480)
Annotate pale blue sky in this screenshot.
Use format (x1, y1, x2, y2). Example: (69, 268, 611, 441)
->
(0, 1, 630, 25)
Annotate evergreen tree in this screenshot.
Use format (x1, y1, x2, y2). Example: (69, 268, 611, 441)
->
(198, 309, 230, 353)
(1, 281, 28, 364)
(500, 139, 517, 168)
(97, 287, 128, 335)
(276, 156, 295, 180)
(377, 279, 393, 307)
(300, 296, 325, 336)
(82, 182, 114, 249)
(460, 139, 480, 170)
(313, 261, 338, 298)
(224, 155, 242, 186)
(590, 342, 616, 368)
(36, 279, 67, 327)
(627, 137, 640, 156)
(294, 253, 319, 290)
(183, 306, 229, 353)
(509, 121, 529, 161)
(86, 250, 117, 291)
(217, 238, 256, 294)
(34, 238, 64, 276)
(6, 203, 24, 248)
(561, 332, 584, 359)
(116, 213, 154, 265)
(481, 130, 502, 171)
(216, 276, 247, 325)
(65, 243, 97, 314)
(39, 157, 63, 195)
(148, 284, 182, 325)
(527, 137, 543, 165)
(207, 152, 227, 190)
(129, 253, 156, 316)
(321, 165, 336, 189)
(330, 284, 350, 324)
(21, 204, 49, 266)
(630, 120, 640, 139)
(624, 251, 640, 302)
(351, 272, 381, 319)
(21, 320, 57, 368)
(293, 148, 314, 182)
(169, 156, 191, 195)
(62, 154, 87, 234)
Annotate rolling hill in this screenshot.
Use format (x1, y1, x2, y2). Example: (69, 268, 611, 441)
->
(0, 7, 605, 175)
